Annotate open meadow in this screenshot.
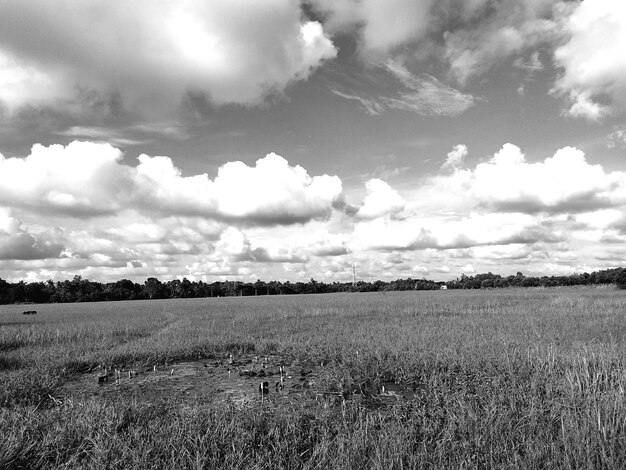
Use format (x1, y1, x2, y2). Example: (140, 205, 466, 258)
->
(1, 288, 626, 469)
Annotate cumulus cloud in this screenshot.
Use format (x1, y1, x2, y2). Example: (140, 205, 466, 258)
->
(357, 179, 405, 219)
(207, 153, 342, 224)
(0, 0, 336, 114)
(553, 0, 626, 119)
(133, 151, 344, 224)
(213, 227, 308, 264)
(469, 144, 626, 213)
(415, 143, 626, 216)
(352, 212, 561, 252)
(3, 139, 626, 282)
(0, 208, 64, 260)
(0, 141, 130, 217)
(309, 0, 434, 57)
(0, 142, 343, 225)
(442, 144, 468, 170)
(344, 142, 626, 278)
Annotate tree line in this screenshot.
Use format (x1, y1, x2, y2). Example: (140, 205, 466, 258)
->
(0, 267, 625, 304)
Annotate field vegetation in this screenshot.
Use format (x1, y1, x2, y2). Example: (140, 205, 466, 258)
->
(1, 288, 626, 468)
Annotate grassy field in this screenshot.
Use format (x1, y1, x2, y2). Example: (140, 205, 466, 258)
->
(1, 288, 626, 469)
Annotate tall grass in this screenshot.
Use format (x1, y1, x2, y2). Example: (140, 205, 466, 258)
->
(1, 288, 626, 468)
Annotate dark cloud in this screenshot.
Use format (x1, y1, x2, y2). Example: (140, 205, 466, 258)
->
(0, 232, 64, 260)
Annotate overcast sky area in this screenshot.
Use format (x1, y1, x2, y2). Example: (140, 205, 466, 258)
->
(1, 0, 626, 284)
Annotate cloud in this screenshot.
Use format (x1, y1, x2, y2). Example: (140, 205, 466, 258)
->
(309, 0, 434, 57)
(469, 244, 535, 261)
(0, 142, 343, 225)
(0, 141, 130, 217)
(553, 0, 626, 119)
(352, 212, 561, 252)
(443, 0, 567, 84)
(55, 126, 146, 147)
(213, 227, 308, 264)
(608, 126, 626, 149)
(0, 1, 337, 114)
(512, 51, 544, 73)
(460, 263, 475, 274)
(469, 144, 626, 214)
(414, 143, 626, 216)
(327, 60, 476, 117)
(348, 142, 626, 275)
(205, 153, 342, 224)
(442, 144, 468, 170)
(357, 179, 405, 219)
(3, 140, 626, 282)
(329, 89, 385, 116)
(0, 208, 64, 260)
(382, 61, 476, 116)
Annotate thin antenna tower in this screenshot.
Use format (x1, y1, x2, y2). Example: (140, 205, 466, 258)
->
(352, 262, 357, 286)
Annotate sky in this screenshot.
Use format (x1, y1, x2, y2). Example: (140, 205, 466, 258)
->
(1, 0, 626, 284)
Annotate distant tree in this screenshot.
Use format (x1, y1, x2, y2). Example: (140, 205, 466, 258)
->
(0, 278, 12, 304)
(253, 279, 266, 296)
(144, 277, 167, 299)
(614, 268, 626, 289)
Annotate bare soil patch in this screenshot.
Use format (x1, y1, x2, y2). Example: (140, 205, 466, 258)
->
(58, 354, 416, 410)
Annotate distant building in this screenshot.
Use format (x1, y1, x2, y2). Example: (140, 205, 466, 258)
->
(440, 285, 448, 290)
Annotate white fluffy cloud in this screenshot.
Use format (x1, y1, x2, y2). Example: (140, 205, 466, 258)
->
(310, 0, 434, 57)
(0, 0, 336, 113)
(0, 142, 343, 224)
(346, 142, 626, 277)
(442, 144, 468, 170)
(419, 143, 626, 215)
(214, 227, 308, 264)
(0, 141, 129, 216)
(352, 212, 559, 252)
(2, 140, 626, 282)
(356, 179, 405, 219)
(553, 0, 626, 119)
(469, 144, 626, 213)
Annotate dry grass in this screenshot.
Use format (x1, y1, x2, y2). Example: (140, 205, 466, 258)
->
(1, 288, 626, 468)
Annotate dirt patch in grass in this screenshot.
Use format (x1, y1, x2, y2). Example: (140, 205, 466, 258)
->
(59, 354, 329, 408)
(57, 354, 417, 411)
